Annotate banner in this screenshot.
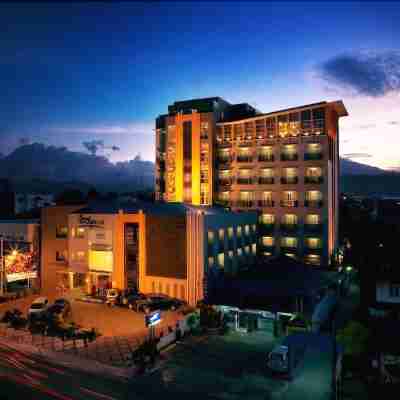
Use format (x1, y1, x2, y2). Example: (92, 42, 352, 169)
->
(5, 249, 38, 283)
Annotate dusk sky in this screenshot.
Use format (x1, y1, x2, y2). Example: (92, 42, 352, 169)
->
(1, 2, 400, 169)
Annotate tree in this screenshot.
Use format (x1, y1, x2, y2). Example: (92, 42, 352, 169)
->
(55, 189, 85, 205)
(336, 321, 369, 357)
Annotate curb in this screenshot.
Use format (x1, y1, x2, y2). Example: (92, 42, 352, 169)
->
(0, 336, 133, 382)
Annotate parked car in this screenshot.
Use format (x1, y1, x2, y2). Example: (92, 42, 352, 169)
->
(106, 289, 120, 307)
(28, 297, 49, 318)
(139, 294, 185, 313)
(47, 299, 71, 322)
(125, 293, 148, 309)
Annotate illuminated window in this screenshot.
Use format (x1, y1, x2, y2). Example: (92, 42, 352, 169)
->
(260, 214, 275, 224)
(285, 253, 296, 259)
(89, 249, 112, 271)
(306, 143, 322, 153)
(251, 243, 257, 254)
(208, 257, 215, 267)
(237, 248, 243, 256)
(262, 236, 274, 246)
(260, 168, 274, 177)
(56, 251, 67, 262)
(282, 214, 298, 225)
(159, 282, 163, 293)
(228, 250, 234, 258)
(208, 231, 215, 244)
(305, 237, 321, 249)
(263, 252, 272, 257)
(152, 282, 156, 292)
(218, 253, 225, 268)
(237, 226, 242, 237)
(56, 226, 68, 238)
(244, 246, 250, 254)
(76, 227, 85, 239)
(227, 227, 234, 238)
(262, 191, 273, 201)
(245, 225, 250, 235)
(305, 191, 322, 201)
(218, 229, 225, 240)
(305, 214, 320, 225)
(76, 251, 85, 262)
(252, 224, 256, 233)
(281, 237, 297, 248)
(304, 254, 320, 265)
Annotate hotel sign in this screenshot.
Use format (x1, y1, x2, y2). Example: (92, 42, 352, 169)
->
(79, 215, 104, 228)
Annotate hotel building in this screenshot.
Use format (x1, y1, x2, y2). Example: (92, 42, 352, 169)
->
(41, 202, 257, 305)
(155, 97, 348, 266)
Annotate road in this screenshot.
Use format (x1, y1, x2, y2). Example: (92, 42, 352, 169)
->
(0, 342, 129, 400)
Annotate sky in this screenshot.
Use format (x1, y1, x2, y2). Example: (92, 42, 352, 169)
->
(1, 2, 400, 169)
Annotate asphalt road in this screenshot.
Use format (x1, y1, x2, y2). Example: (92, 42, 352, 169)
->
(0, 342, 129, 400)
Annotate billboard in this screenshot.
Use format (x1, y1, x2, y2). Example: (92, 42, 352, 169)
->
(5, 248, 38, 283)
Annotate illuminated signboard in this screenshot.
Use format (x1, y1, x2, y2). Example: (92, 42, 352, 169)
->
(79, 215, 104, 228)
(145, 310, 161, 327)
(5, 249, 38, 283)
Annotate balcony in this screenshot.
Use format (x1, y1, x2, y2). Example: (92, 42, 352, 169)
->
(236, 178, 253, 185)
(258, 200, 275, 207)
(281, 153, 299, 161)
(258, 155, 274, 162)
(304, 200, 323, 208)
(258, 177, 274, 184)
(305, 176, 323, 184)
(217, 157, 233, 164)
(217, 141, 232, 148)
(281, 177, 298, 184)
(280, 223, 298, 233)
(218, 179, 232, 187)
(304, 224, 323, 233)
(259, 223, 275, 234)
(280, 200, 298, 208)
(237, 155, 253, 163)
(238, 140, 253, 147)
(304, 152, 323, 161)
(236, 200, 254, 208)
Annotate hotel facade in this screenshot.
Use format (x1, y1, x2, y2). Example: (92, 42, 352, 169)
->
(155, 97, 348, 266)
(41, 203, 257, 305)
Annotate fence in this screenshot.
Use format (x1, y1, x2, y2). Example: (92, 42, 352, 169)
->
(0, 312, 198, 368)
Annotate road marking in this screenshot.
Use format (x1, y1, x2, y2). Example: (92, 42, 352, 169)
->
(79, 386, 117, 400)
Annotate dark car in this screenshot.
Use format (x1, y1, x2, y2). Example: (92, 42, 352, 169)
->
(47, 298, 71, 322)
(141, 294, 185, 312)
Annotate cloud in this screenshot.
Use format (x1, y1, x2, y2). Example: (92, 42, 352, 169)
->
(53, 122, 154, 136)
(318, 51, 400, 97)
(342, 153, 373, 159)
(82, 140, 104, 156)
(388, 121, 399, 125)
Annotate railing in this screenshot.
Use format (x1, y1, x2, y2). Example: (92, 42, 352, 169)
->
(280, 200, 298, 208)
(304, 200, 323, 208)
(305, 176, 323, 184)
(236, 201, 254, 208)
(281, 153, 298, 161)
(258, 200, 275, 207)
(280, 224, 299, 233)
(304, 224, 323, 233)
(281, 177, 298, 184)
(237, 156, 253, 163)
(304, 152, 323, 160)
(236, 178, 253, 185)
(258, 177, 274, 184)
(258, 154, 274, 162)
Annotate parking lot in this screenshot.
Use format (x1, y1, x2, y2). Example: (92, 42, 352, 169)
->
(129, 330, 334, 400)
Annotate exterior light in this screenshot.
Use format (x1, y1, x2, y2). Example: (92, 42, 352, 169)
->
(346, 266, 352, 272)
(379, 243, 383, 247)
(12, 250, 18, 257)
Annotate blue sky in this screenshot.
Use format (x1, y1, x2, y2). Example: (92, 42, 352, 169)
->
(1, 2, 400, 168)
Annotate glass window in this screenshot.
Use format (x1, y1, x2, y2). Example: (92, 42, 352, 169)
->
(283, 167, 297, 177)
(244, 225, 250, 235)
(208, 231, 214, 244)
(56, 226, 68, 238)
(262, 191, 273, 200)
(227, 227, 234, 238)
(76, 251, 85, 261)
(56, 251, 67, 262)
(262, 236, 274, 246)
(89, 250, 113, 272)
(218, 253, 224, 268)
(260, 214, 275, 224)
(282, 144, 297, 154)
(252, 243, 257, 254)
(305, 191, 322, 201)
(244, 246, 250, 254)
(305, 167, 322, 176)
(306, 143, 322, 154)
(282, 214, 298, 225)
(260, 168, 274, 177)
(218, 229, 225, 240)
(305, 214, 320, 225)
(237, 226, 242, 237)
(237, 248, 243, 256)
(159, 282, 163, 293)
(304, 254, 320, 265)
(208, 256, 215, 267)
(281, 237, 297, 248)
(76, 227, 85, 238)
(305, 237, 321, 249)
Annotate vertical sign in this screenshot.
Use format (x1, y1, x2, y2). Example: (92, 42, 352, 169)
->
(124, 223, 139, 290)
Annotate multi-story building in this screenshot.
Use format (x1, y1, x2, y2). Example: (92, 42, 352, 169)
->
(156, 98, 348, 266)
(40, 201, 257, 305)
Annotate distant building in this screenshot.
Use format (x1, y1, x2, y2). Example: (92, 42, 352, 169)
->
(14, 193, 55, 215)
(155, 97, 348, 266)
(40, 202, 257, 305)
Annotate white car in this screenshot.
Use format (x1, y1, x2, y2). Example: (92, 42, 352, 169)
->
(28, 297, 49, 317)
